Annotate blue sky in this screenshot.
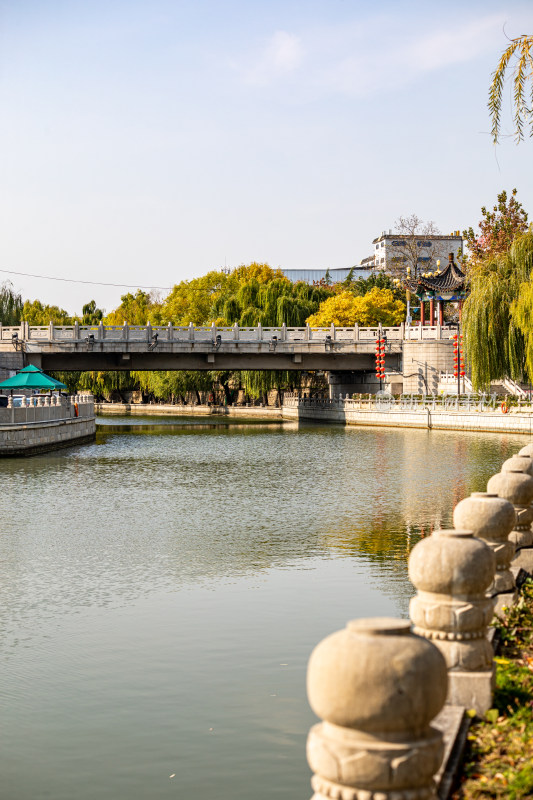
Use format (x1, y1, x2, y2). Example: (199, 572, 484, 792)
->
(1, 0, 532, 314)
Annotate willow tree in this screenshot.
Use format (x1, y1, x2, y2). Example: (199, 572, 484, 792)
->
(463, 231, 533, 389)
(239, 369, 300, 405)
(489, 34, 533, 143)
(0, 281, 23, 324)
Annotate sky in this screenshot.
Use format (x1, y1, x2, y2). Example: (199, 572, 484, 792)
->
(0, 0, 532, 315)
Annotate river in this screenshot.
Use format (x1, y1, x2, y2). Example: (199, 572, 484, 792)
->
(0, 417, 525, 799)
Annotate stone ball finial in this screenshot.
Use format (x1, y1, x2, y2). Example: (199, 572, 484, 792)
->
(409, 529, 495, 599)
(501, 454, 533, 476)
(453, 493, 516, 594)
(307, 617, 447, 800)
(519, 443, 533, 459)
(487, 469, 533, 548)
(409, 530, 495, 674)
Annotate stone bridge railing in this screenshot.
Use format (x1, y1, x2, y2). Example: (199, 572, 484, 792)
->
(284, 392, 511, 412)
(305, 445, 533, 799)
(0, 322, 457, 345)
(0, 393, 94, 424)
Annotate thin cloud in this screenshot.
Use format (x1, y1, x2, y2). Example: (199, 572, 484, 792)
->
(236, 13, 508, 96)
(244, 30, 304, 86)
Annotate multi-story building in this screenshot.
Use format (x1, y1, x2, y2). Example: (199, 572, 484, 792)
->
(371, 230, 463, 276)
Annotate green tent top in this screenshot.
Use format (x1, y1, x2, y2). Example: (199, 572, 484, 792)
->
(0, 364, 68, 391)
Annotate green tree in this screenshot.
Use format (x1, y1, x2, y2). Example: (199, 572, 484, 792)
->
(82, 300, 104, 325)
(489, 35, 533, 143)
(104, 290, 158, 326)
(463, 230, 533, 388)
(22, 299, 74, 325)
(0, 281, 23, 324)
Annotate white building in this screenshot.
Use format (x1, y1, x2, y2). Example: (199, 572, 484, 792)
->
(371, 230, 463, 275)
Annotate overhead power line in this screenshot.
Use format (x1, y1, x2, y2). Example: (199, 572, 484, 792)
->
(0, 267, 173, 291)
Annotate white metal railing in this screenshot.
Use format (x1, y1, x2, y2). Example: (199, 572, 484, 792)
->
(0, 322, 458, 345)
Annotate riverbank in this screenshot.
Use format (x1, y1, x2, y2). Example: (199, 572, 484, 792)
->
(452, 579, 533, 799)
(283, 397, 533, 435)
(0, 396, 96, 456)
(96, 399, 533, 436)
(96, 402, 284, 419)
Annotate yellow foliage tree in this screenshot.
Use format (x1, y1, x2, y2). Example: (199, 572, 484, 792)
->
(231, 262, 286, 285)
(306, 288, 405, 327)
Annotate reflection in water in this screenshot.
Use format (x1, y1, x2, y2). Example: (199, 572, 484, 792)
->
(0, 418, 526, 800)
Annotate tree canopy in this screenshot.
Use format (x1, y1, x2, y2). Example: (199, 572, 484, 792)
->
(0, 281, 23, 325)
(306, 288, 405, 327)
(463, 189, 528, 263)
(463, 229, 533, 389)
(21, 299, 74, 325)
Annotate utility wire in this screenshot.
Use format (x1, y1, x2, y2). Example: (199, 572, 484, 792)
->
(0, 267, 173, 291)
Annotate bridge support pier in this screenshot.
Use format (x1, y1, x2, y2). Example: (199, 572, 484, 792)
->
(327, 370, 402, 399)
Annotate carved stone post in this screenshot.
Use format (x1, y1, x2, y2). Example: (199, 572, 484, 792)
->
(498, 452, 533, 573)
(487, 465, 533, 550)
(453, 492, 516, 609)
(409, 529, 496, 715)
(307, 617, 447, 800)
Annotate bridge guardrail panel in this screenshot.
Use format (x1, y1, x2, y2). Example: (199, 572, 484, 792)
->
(54, 327, 76, 340)
(27, 327, 49, 340)
(17, 324, 459, 346)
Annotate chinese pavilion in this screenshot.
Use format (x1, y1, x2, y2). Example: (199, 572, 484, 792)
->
(406, 252, 467, 325)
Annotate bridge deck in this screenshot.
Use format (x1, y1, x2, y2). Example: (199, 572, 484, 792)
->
(0, 324, 455, 371)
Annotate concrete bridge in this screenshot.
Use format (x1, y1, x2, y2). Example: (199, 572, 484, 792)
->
(0, 322, 455, 378)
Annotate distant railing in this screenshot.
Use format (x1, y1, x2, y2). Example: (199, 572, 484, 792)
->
(283, 392, 533, 412)
(0, 322, 458, 345)
(502, 377, 529, 397)
(0, 394, 94, 424)
(439, 372, 474, 392)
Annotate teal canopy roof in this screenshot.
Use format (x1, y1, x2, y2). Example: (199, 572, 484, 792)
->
(0, 364, 67, 390)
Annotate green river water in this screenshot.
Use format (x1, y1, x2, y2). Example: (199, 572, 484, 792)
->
(0, 417, 526, 799)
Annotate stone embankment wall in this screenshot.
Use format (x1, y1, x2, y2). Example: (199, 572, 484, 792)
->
(282, 397, 533, 435)
(96, 402, 284, 419)
(0, 396, 96, 456)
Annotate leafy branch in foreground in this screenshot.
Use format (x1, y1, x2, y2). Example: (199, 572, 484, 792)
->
(489, 35, 533, 143)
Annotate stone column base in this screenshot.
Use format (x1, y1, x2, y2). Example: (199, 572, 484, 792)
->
(512, 546, 533, 575)
(492, 589, 519, 616)
(447, 669, 494, 716)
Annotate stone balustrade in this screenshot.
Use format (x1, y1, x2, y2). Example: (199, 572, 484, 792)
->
(0, 394, 94, 424)
(0, 322, 457, 344)
(409, 529, 495, 715)
(306, 439, 533, 799)
(453, 493, 517, 611)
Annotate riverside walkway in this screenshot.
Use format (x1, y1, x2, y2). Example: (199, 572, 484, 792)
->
(0, 322, 455, 372)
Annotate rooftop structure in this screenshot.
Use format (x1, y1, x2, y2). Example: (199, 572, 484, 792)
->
(372, 230, 464, 275)
(281, 266, 372, 285)
(405, 252, 467, 326)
